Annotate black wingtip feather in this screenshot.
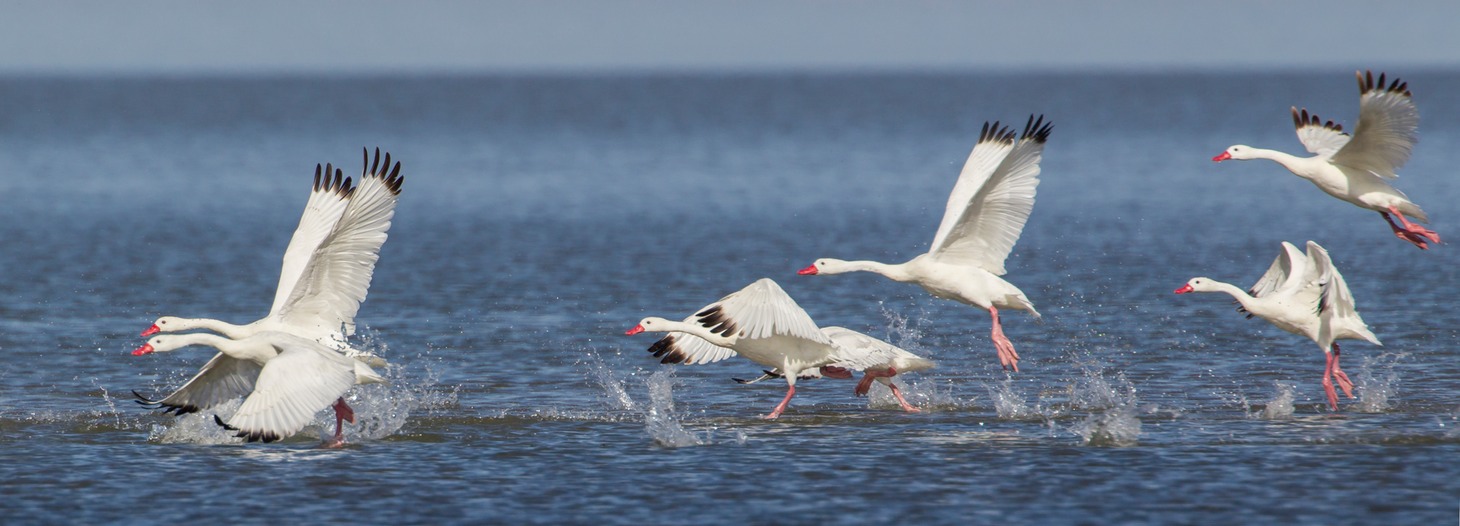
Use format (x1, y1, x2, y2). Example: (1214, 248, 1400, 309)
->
(213, 415, 239, 431)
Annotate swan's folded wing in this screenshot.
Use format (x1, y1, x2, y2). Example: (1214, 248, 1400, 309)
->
(646, 330, 738, 365)
(930, 116, 1051, 276)
(269, 164, 354, 317)
(707, 278, 830, 344)
(1331, 71, 1418, 179)
(1291, 107, 1351, 158)
(223, 345, 357, 443)
(139, 352, 262, 415)
(276, 149, 404, 337)
(1308, 242, 1357, 319)
(820, 326, 900, 371)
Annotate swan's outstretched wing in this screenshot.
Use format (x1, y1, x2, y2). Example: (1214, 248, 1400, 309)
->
(1331, 71, 1418, 179)
(1291, 107, 1351, 158)
(820, 326, 933, 373)
(1308, 241, 1380, 346)
(701, 278, 831, 343)
(269, 165, 354, 316)
(928, 121, 1016, 257)
(929, 115, 1051, 275)
(275, 148, 404, 337)
(646, 327, 738, 366)
(1247, 241, 1307, 299)
(135, 353, 262, 415)
(220, 340, 357, 443)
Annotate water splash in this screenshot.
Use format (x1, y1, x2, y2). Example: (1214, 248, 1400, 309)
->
(866, 377, 956, 411)
(1254, 382, 1296, 420)
(1352, 352, 1405, 413)
(1068, 368, 1141, 447)
(643, 370, 708, 448)
(987, 377, 1045, 420)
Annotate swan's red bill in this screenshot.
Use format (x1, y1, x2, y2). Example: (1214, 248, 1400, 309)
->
(140, 324, 160, 337)
(131, 344, 155, 356)
(625, 325, 645, 336)
(1212, 152, 1232, 162)
(796, 265, 818, 275)
(1173, 284, 1194, 294)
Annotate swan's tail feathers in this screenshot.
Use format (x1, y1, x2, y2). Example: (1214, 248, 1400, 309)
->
(353, 361, 389, 385)
(897, 356, 937, 373)
(341, 346, 389, 368)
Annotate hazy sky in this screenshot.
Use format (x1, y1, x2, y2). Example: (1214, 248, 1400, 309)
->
(1, 0, 1456, 74)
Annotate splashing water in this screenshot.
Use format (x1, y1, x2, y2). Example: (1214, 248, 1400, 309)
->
(1068, 368, 1141, 447)
(1254, 382, 1296, 420)
(987, 377, 1045, 421)
(643, 370, 708, 448)
(1352, 352, 1405, 413)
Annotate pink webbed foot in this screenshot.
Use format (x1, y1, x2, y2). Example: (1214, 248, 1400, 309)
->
(329, 397, 355, 446)
(888, 383, 921, 413)
(1331, 345, 1355, 399)
(1321, 351, 1344, 411)
(1382, 210, 1441, 249)
(853, 367, 897, 397)
(988, 308, 1021, 372)
(764, 385, 797, 420)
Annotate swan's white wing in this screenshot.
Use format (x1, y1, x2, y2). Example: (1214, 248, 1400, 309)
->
(701, 278, 831, 344)
(1247, 241, 1307, 299)
(820, 327, 899, 370)
(1308, 242, 1378, 349)
(646, 326, 738, 366)
(268, 165, 354, 317)
(136, 353, 262, 415)
(221, 340, 356, 443)
(1291, 107, 1351, 158)
(1331, 71, 1418, 179)
(929, 115, 1051, 275)
(928, 121, 1017, 256)
(276, 148, 404, 337)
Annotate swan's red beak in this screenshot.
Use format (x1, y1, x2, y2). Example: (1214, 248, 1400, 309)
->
(797, 264, 818, 275)
(625, 324, 645, 336)
(1173, 284, 1194, 294)
(140, 324, 160, 337)
(132, 344, 155, 356)
(1212, 152, 1232, 162)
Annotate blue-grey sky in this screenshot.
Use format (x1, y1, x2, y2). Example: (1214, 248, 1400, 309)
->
(2, 0, 1457, 74)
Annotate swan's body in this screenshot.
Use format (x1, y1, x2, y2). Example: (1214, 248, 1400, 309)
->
(135, 149, 403, 442)
(133, 331, 386, 445)
(735, 326, 936, 412)
(800, 115, 1051, 371)
(1175, 241, 1381, 411)
(1214, 71, 1439, 249)
(626, 278, 895, 418)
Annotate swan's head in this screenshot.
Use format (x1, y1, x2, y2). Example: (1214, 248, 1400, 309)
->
(1213, 145, 1254, 162)
(1174, 277, 1217, 294)
(625, 316, 673, 336)
(141, 316, 189, 337)
(798, 258, 851, 276)
(132, 335, 189, 356)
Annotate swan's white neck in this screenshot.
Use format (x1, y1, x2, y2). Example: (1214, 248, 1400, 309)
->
(164, 333, 276, 363)
(647, 320, 739, 347)
(1204, 280, 1269, 316)
(839, 260, 915, 282)
(1247, 148, 1316, 175)
(172, 317, 254, 339)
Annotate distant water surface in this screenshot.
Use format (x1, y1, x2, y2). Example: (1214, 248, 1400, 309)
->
(0, 72, 1457, 523)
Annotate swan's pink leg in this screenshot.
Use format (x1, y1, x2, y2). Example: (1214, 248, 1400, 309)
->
(854, 367, 898, 397)
(1321, 352, 1341, 411)
(765, 385, 796, 419)
(887, 383, 921, 413)
(819, 366, 853, 379)
(1382, 208, 1440, 249)
(324, 397, 355, 448)
(1331, 344, 1354, 399)
(989, 307, 1020, 372)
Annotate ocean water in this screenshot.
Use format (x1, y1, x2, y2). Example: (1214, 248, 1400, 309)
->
(1, 72, 1458, 523)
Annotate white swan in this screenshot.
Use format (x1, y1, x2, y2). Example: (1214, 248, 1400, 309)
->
(733, 326, 935, 412)
(625, 278, 896, 419)
(133, 331, 386, 445)
(799, 115, 1052, 372)
(1174, 241, 1381, 411)
(134, 149, 403, 431)
(1214, 71, 1439, 249)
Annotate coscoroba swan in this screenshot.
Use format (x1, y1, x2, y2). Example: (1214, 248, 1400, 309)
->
(799, 115, 1052, 372)
(625, 278, 898, 419)
(1213, 71, 1439, 249)
(133, 331, 386, 445)
(1174, 241, 1381, 411)
(732, 326, 935, 412)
